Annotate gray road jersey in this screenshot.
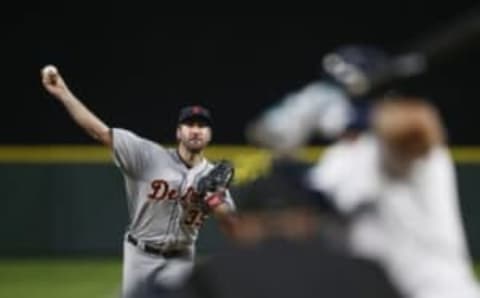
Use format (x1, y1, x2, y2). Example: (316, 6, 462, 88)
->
(112, 128, 235, 250)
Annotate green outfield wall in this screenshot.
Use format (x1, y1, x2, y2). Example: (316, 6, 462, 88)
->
(1, 145, 479, 259)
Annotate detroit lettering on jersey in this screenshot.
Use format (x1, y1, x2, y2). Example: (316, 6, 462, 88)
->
(148, 179, 197, 203)
(111, 128, 235, 249)
(148, 179, 208, 228)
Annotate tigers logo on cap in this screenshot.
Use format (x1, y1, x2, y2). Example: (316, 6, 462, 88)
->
(178, 105, 212, 126)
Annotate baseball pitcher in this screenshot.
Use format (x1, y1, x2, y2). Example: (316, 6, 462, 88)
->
(40, 65, 236, 298)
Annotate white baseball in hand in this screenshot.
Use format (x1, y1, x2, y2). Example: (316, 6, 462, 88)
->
(42, 64, 59, 85)
(42, 65, 58, 77)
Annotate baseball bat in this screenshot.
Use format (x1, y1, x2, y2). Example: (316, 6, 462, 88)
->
(389, 5, 480, 79)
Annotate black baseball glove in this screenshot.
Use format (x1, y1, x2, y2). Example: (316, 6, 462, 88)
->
(197, 160, 235, 211)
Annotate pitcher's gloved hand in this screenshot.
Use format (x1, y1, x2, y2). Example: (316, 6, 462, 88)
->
(197, 160, 234, 211)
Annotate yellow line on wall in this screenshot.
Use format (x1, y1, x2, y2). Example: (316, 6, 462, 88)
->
(0, 146, 112, 163)
(0, 145, 479, 163)
(451, 148, 480, 163)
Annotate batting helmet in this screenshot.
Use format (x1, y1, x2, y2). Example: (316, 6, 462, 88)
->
(321, 44, 393, 97)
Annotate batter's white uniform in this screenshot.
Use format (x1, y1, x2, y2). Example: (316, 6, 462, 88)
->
(112, 128, 235, 298)
(308, 134, 480, 298)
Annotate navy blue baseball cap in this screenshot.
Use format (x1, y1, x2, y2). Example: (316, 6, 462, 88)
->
(178, 105, 212, 126)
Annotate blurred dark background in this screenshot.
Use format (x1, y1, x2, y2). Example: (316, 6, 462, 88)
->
(1, 3, 480, 145)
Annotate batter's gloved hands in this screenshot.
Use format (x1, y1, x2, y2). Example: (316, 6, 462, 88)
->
(197, 160, 235, 211)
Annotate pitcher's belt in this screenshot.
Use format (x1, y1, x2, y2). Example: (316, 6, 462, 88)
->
(127, 234, 189, 258)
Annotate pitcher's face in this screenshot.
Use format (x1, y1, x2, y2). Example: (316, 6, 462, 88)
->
(176, 121, 212, 153)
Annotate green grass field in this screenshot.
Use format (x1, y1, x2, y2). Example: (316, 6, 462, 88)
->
(1, 258, 480, 298)
(0, 258, 122, 298)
